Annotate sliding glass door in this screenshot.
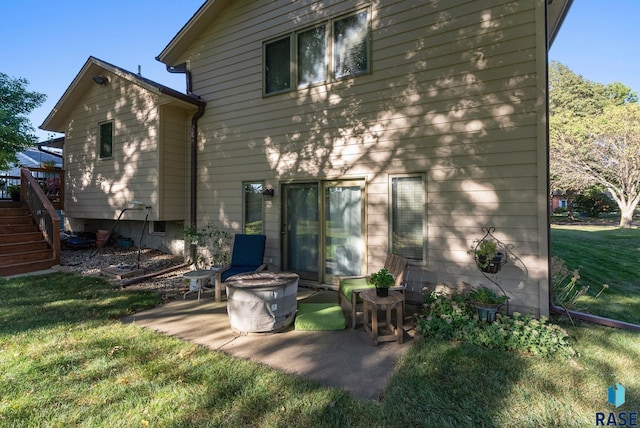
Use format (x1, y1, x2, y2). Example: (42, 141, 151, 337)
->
(282, 180, 365, 284)
(282, 183, 320, 280)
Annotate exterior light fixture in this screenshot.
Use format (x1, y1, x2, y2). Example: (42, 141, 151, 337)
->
(92, 75, 109, 85)
(262, 187, 275, 197)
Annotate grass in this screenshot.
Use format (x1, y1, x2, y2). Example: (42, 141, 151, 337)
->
(1, 272, 639, 426)
(550, 225, 640, 324)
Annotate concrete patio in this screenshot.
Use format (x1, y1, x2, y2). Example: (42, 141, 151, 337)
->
(121, 288, 418, 401)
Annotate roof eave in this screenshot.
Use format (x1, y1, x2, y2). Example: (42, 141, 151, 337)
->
(547, 0, 573, 47)
(40, 56, 204, 133)
(156, 0, 232, 66)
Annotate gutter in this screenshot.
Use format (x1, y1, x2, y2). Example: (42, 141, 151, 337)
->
(166, 63, 206, 263)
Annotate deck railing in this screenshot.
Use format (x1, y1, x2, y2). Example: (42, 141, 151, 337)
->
(21, 168, 61, 265)
(1, 167, 64, 210)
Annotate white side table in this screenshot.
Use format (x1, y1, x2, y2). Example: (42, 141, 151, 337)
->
(182, 268, 221, 301)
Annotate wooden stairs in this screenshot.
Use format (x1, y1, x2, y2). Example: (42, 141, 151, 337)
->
(0, 201, 57, 276)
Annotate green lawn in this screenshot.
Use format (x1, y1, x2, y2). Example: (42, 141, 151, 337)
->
(1, 271, 639, 427)
(551, 225, 640, 324)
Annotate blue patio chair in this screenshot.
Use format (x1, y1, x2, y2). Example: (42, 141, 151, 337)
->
(213, 234, 266, 301)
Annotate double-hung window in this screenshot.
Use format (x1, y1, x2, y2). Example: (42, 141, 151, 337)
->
(390, 175, 426, 262)
(264, 8, 370, 95)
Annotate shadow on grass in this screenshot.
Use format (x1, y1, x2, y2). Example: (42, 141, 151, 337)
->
(380, 339, 529, 426)
(0, 272, 159, 334)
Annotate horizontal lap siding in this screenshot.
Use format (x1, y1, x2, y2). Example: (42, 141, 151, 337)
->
(159, 106, 189, 221)
(64, 76, 160, 220)
(182, 0, 545, 311)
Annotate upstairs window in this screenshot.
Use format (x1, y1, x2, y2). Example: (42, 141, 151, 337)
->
(265, 37, 291, 94)
(99, 121, 113, 159)
(264, 8, 370, 95)
(333, 10, 369, 79)
(297, 25, 326, 86)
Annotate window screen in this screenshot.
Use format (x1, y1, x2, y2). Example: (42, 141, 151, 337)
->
(391, 175, 425, 260)
(298, 25, 326, 86)
(333, 10, 369, 79)
(99, 122, 113, 158)
(244, 182, 264, 234)
(265, 37, 291, 94)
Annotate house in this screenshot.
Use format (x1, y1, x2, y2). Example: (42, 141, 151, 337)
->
(41, 57, 205, 254)
(42, 0, 572, 316)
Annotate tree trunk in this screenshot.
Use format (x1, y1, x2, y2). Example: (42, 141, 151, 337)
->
(620, 210, 634, 228)
(617, 199, 639, 228)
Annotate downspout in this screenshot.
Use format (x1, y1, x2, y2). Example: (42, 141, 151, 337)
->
(166, 63, 206, 263)
(543, 2, 640, 332)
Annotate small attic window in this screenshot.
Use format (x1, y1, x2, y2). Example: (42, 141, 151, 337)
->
(99, 121, 113, 159)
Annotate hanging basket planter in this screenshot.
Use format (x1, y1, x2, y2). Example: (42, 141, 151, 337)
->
(475, 252, 506, 274)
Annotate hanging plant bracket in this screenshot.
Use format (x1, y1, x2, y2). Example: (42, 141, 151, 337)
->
(469, 226, 528, 314)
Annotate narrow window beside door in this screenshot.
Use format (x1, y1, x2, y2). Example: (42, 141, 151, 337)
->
(244, 182, 264, 234)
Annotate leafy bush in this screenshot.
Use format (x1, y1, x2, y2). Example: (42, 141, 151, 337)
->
(469, 286, 508, 305)
(416, 291, 575, 357)
(573, 185, 615, 217)
(181, 222, 231, 268)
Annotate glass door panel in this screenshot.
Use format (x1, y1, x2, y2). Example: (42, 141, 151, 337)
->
(282, 183, 319, 281)
(323, 181, 364, 284)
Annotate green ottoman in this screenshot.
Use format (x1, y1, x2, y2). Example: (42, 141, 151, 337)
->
(295, 303, 346, 331)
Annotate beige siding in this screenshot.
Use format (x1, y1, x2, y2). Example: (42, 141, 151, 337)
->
(178, 0, 549, 314)
(159, 105, 189, 220)
(64, 74, 161, 221)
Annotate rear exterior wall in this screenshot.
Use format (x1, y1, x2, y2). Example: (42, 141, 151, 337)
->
(174, 0, 549, 315)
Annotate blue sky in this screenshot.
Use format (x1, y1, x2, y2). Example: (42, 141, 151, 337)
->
(1, 1, 638, 142)
(1, 1, 203, 141)
(549, 0, 640, 95)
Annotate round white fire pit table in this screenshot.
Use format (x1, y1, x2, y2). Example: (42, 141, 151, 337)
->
(182, 268, 221, 301)
(225, 271, 299, 333)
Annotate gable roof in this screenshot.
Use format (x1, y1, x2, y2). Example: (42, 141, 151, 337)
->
(40, 56, 205, 133)
(156, 0, 233, 66)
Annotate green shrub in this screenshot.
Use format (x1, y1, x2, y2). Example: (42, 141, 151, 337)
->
(416, 291, 575, 357)
(573, 185, 615, 218)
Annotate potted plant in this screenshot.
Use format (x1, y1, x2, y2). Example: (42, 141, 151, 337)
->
(469, 238, 505, 273)
(181, 222, 231, 269)
(7, 184, 20, 201)
(370, 267, 394, 297)
(468, 286, 508, 322)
